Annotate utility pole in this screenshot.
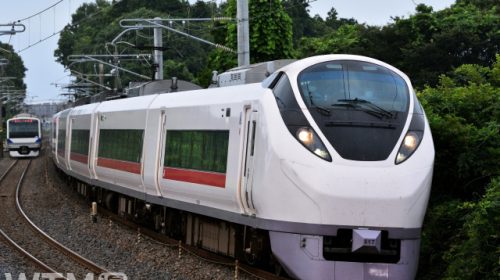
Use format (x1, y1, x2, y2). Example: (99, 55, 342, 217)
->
(0, 23, 25, 157)
(153, 17, 163, 80)
(0, 23, 25, 36)
(237, 0, 250, 67)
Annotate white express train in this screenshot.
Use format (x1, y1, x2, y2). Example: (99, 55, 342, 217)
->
(52, 55, 434, 279)
(7, 114, 42, 157)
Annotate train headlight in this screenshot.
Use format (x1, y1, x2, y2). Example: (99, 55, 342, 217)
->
(295, 127, 332, 161)
(297, 127, 314, 145)
(396, 131, 423, 164)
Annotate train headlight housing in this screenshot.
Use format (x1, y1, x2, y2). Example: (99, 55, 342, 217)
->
(297, 127, 314, 145)
(396, 131, 423, 164)
(295, 127, 332, 161)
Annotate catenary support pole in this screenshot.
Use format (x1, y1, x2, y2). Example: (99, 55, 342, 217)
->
(237, 0, 250, 67)
(153, 17, 164, 80)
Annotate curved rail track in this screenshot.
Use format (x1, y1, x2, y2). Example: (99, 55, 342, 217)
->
(0, 159, 119, 279)
(97, 200, 287, 280)
(45, 152, 287, 279)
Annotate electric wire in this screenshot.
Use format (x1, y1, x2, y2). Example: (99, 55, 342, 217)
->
(15, 0, 64, 23)
(17, 0, 121, 53)
(14, 0, 320, 54)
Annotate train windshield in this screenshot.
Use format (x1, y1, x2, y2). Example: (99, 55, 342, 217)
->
(297, 60, 411, 161)
(9, 119, 39, 138)
(298, 61, 409, 114)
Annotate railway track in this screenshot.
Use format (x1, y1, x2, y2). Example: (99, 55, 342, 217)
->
(45, 153, 287, 279)
(0, 158, 120, 280)
(96, 206, 288, 280)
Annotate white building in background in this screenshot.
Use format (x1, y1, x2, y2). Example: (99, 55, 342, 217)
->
(24, 102, 66, 124)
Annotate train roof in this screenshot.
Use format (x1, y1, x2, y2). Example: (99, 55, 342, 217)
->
(8, 114, 41, 121)
(277, 54, 411, 83)
(11, 113, 39, 119)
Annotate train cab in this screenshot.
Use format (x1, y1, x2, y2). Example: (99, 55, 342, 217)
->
(6, 114, 42, 157)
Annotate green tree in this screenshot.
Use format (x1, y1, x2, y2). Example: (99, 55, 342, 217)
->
(0, 43, 27, 118)
(212, 0, 294, 71)
(282, 0, 316, 46)
(418, 58, 500, 197)
(0, 43, 26, 90)
(319, 1, 500, 88)
(55, 0, 219, 90)
(444, 177, 500, 279)
(417, 56, 500, 279)
(297, 24, 359, 57)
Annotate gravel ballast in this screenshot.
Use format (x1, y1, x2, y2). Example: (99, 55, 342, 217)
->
(17, 152, 256, 279)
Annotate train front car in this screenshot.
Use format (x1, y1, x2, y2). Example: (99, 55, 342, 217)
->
(6, 116, 42, 157)
(258, 55, 434, 279)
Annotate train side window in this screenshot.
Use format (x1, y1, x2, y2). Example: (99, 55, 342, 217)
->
(262, 71, 280, 88)
(98, 129, 144, 163)
(271, 73, 297, 110)
(272, 73, 309, 127)
(71, 129, 90, 155)
(165, 130, 229, 173)
(58, 119, 66, 156)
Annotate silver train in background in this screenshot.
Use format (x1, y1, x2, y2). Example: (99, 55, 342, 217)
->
(7, 113, 42, 157)
(52, 55, 434, 279)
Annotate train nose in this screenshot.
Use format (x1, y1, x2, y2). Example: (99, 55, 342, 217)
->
(19, 146, 30, 155)
(352, 229, 382, 254)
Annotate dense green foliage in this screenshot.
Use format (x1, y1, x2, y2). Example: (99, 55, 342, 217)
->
(55, 0, 224, 89)
(0, 43, 27, 119)
(54, 1, 499, 90)
(209, 0, 294, 73)
(419, 59, 500, 197)
(0, 43, 26, 90)
(443, 178, 499, 279)
(417, 56, 500, 279)
(295, 2, 500, 88)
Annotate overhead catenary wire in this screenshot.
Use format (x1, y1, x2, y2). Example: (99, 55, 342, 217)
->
(16, 0, 122, 53)
(14, 0, 315, 54)
(15, 0, 64, 23)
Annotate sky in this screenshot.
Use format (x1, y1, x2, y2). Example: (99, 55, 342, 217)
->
(0, 0, 456, 104)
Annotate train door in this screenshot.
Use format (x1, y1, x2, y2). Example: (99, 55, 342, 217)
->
(240, 107, 258, 215)
(68, 118, 74, 170)
(154, 109, 167, 197)
(89, 111, 101, 180)
(53, 116, 59, 164)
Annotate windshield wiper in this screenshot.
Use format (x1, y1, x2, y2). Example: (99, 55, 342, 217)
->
(314, 105, 331, 116)
(305, 83, 331, 116)
(335, 98, 394, 119)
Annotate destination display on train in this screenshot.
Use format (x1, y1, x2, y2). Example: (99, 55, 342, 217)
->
(12, 119, 35, 123)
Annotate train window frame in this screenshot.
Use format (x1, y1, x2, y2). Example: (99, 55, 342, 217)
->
(57, 118, 67, 156)
(8, 119, 40, 138)
(98, 129, 144, 163)
(164, 130, 230, 174)
(70, 129, 90, 156)
(297, 60, 410, 114)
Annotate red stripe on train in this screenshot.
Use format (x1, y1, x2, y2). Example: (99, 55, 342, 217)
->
(163, 167, 226, 188)
(70, 152, 88, 164)
(97, 157, 141, 174)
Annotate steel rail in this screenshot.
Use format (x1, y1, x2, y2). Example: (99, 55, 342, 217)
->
(0, 160, 18, 181)
(98, 206, 286, 280)
(0, 160, 61, 276)
(15, 160, 111, 275)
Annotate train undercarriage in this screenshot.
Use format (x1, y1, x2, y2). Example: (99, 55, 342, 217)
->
(69, 178, 282, 275)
